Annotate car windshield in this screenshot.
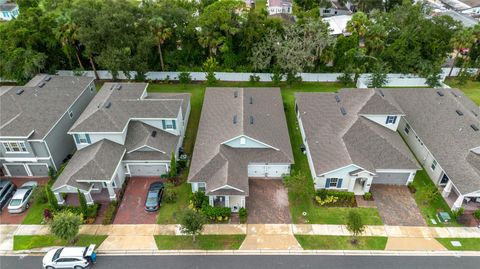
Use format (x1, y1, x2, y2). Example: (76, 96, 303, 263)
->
(9, 199, 22, 206)
(53, 248, 63, 261)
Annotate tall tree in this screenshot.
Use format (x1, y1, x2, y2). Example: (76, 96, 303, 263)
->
(55, 12, 84, 69)
(448, 27, 476, 77)
(148, 16, 172, 71)
(179, 209, 206, 242)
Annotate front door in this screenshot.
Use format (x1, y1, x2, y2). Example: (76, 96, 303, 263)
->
(213, 196, 225, 207)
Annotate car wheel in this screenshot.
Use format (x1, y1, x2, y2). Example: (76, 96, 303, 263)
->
(26, 203, 30, 209)
(45, 266, 55, 269)
(73, 266, 84, 269)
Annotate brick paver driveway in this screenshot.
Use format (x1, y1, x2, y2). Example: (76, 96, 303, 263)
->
(246, 179, 292, 224)
(370, 185, 426, 226)
(113, 177, 162, 224)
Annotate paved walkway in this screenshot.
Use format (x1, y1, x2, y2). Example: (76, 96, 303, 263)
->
(385, 238, 446, 251)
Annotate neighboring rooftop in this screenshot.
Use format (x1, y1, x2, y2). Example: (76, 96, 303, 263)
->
(381, 88, 480, 195)
(0, 3, 17, 12)
(0, 74, 94, 139)
(296, 89, 419, 176)
(188, 88, 293, 196)
(322, 15, 352, 35)
(70, 83, 187, 133)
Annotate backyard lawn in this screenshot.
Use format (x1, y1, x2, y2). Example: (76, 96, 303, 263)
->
(410, 170, 460, 227)
(154, 235, 245, 250)
(295, 235, 388, 250)
(436, 238, 480, 251)
(445, 79, 480, 105)
(13, 235, 107, 251)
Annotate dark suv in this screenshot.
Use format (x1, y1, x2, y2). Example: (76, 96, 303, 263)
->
(145, 182, 164, 212)
(0, 180, 16, 212)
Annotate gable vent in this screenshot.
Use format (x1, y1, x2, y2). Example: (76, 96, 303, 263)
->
(472, 124, 479, 132)
(378, 90, 385, 97)
(38, 82, 46, 88)
(249, 96, 253, 104)
(44, 76, 52, 81)
(335, 95, 341, 103)
(250, 116, 254, 124)
(151, 130, 157, 137)
(234, 91, 238, 98)
(456, 110, 464, 116)
(437, 91, 444, 97)
(104, 102, 112, 109)
(340, 107, 347, 116)
(15, 89, 24, 95)
(233, 115, 237, 124)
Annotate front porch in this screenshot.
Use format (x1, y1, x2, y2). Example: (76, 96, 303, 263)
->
(441, 181, 480, 211)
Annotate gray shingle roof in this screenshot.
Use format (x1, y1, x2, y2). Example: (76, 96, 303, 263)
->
(295, 89, 419, 176)
(0, 75, 94, 139)
(70, 83, 184, 133)
(381, 88, 480, 195)
(52, 139, 125, 191)
(124, 121, 179, 158)
(188, 88, 293, 196)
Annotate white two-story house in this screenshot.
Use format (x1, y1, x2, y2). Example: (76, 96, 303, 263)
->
(51, 83, 190, 204)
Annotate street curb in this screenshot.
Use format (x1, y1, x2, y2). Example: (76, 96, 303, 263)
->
(2, 249, 480, 256)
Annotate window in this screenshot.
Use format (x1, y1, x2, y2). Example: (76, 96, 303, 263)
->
(162, 120, 176, 130)
(326, 178, 343, 188)
(90, 85, 94, 92)
(404, 123, 410, 134)
(386, 116, 397, 124)
(329, 178, 338, 187)
(69, 110, 74, 119)
(2, 142, 28, 153)
(74, 134, 91, 144)
(431, 160, 437, 170)
(240, 137, 246, 145)
(198, 182, 206, 192)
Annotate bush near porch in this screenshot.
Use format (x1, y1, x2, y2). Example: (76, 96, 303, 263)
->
(315, 190, 356, 207)
(187, 191, 232, 223)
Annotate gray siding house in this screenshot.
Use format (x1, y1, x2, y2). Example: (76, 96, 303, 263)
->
(0, 75, 95, 177)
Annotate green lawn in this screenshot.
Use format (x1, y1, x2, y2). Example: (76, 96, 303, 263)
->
(22, 201, 49, 224)
(13, 235, 107, 251)
(436, 238, 480, 251)
(156, 182, 191, 224)
(411, 170, 460, 227)
(295, 235, 388, 250)
(255, 0, 267, 11)
(445, 79, 480, 105)
(154, 235, 245, 250)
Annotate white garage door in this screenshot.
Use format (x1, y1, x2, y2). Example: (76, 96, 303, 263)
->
(372, 172, 410, 185)
(128, 164, 168, 176)
(248, 164, 289, 178)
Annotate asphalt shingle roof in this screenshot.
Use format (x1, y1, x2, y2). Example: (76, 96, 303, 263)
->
(0, 75, 94, 139)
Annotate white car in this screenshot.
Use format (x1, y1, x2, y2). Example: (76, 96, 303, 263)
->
(7, 181, 37, 214)
(43, 246, 93, 269)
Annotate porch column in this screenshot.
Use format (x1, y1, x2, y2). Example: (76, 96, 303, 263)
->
(54, 192, 65, 205)
(441, 180, 453, 198)
(106, 182, 116, 201)
(452, 194, 464, 211)
(85, 192, 94, 205)
(209, 196, 214, 207)
(225, 196, 230, 208)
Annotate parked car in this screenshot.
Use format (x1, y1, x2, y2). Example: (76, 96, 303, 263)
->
(8, 181, 38, 214)
(42, 245, 96, 269)
(145, 182, 164, 212)
(0, 180, 16, 212)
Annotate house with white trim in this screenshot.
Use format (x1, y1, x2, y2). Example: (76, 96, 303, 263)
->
(0, 75, 95, 178)
(188, 88, 293, 212)
(295, 89, 420, 195)
(0, 1, 19, 21)
(51, 83, 190, 204)
(267, 0, 292, 15)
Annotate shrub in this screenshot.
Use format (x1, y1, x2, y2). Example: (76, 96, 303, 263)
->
(190, 191, 208, 210)
(31, 187, 48, 204)
(203, 57, 218, 85)
(363, 192, 373, 201)
(77, 189, 88, 217)
(474, 210, 480, 220)
(49, 211, 82, 243)
(452, 207, 465, 220)
(249, 74, 260, 84)
(202, 206, 231, 222)
(239, 207, 247, 223)
(43, 208, 53, 222)
(315, 190, 356, 207)
(179, 209, 206, 242)
(102, 201, 118, 225)
(163, 183, 178, 203)
(45, 185, 59, 211)
(271, 69, 283, 86)
(407, 182, 416, 193)
(169, 152, 177, 178)
(178, 72, 192, 84)
(286, 72, 302, 85)
(315, 195, 339, 206)
(337, 73, 353, 85)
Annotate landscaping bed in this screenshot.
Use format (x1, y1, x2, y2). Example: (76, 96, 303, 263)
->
(154, 235, 245, 250)
(295, 235, 387, 250)
(13, 235, 107, 251)
(436, 238, 480, 251)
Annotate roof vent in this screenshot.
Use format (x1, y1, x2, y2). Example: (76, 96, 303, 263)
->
(234, 91, 238, 98)
(38, 82, 46, 88)
(44, 76, 52, 81)
(472, 124, 479, 132)
(378, 90, 385, 97)
(451, 91, 458, 97)
(456, 110, 464, 116)
(437, 91, 444, 97)
(233, 115, 237, 124)
(250, 116, 254, 124)
(340, 107, 347, 116)
(151, 130, 157, 137)
(472, 110, 478, 117)
(104, 102, 112, 109)
(114, 84, 122, 91)
(249, 96, 253, 104)
(335, 95, 341, 103)
(15, 89, 24, 95)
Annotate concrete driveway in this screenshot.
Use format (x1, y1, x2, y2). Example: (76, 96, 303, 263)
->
(370, 185, 426, 226)
(246, 179, 292, 224)
(113, 177, 162, 224)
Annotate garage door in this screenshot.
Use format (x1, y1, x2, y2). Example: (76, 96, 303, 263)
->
(4, 164, 28, 176)
(266, 165, 290, 178)
(372, 172, 410, 185)
(28, 164, 48, 176)
(128, 164, 167, 176)
(248, 164, 289, 178)
(248, 164, 266, 177)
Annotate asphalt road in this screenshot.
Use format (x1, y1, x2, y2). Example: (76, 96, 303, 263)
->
(1, 255, 479, 269)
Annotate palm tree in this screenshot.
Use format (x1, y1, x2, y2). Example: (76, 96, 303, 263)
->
(346, 12, 370, 47)
(55, 13, 84, 69)
(149, 17, 172, 71)
(448, 28, 475, 77)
